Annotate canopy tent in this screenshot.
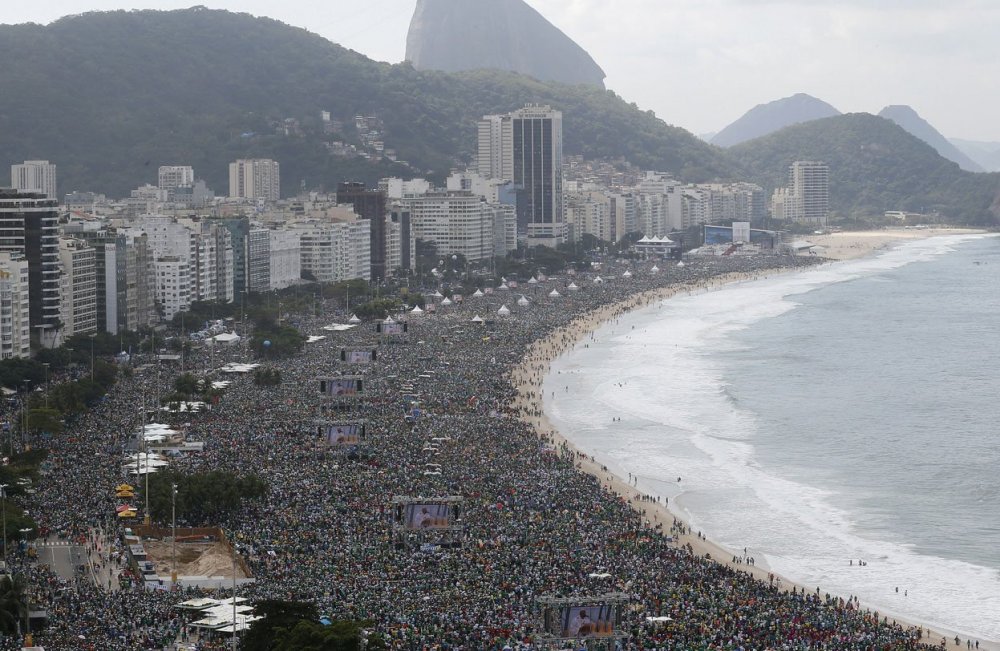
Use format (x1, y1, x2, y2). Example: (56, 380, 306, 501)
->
(497, 283, 509, 290)
(622, 270, 633, 278)
(470, 315, 484, 323)
(348, 314, 361, 323)
(517, 295, 530, 307)
(431, 290, 444, 298)
(211, 332, 241, 345)
(567, 282, 579, 291)
(306, 335, 326, 343)
(219, 363, 260, 374)
(548, 289, 561, 298)
(322, 324, 357, 332)
(410, 305, 424, 314)
(677, 261, 685, 267)
(528, 276, 538, 284)
(497, 305, 511, 316)
(472, 289, 484, 297)
(650, 265, 660, 273)
(440, 297, 453, 306)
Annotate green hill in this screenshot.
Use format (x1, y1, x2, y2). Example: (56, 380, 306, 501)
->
(729, 114, 1000, 226)
(0, 7, 730, 198)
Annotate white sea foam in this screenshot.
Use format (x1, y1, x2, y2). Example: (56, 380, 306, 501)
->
(544, 234, 1000, 643)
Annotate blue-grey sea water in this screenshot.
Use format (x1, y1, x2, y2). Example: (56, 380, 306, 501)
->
(544, 234, 1000, 642)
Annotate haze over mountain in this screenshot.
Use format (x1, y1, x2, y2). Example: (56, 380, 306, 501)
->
(711, 94, 841, 148)
(729, 113, 1000, 226)
(878, 105, 984, 173)
(0, 8, 996, 226)
(949, 138, 1000, 173)
(405, 0, 606, 88)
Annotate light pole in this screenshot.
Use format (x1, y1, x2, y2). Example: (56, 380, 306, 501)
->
(143, 451, 150, 526)
(90, 333, 96, 382)
(0, 484, 8, 570)
(171, 483, 177, 590)
(19, 527, 31, 646)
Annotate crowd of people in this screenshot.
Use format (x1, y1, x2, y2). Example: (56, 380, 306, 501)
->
(3, 254, 963, 650)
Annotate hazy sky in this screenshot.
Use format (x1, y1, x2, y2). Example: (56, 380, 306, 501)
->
(5, 0, 1000, 141)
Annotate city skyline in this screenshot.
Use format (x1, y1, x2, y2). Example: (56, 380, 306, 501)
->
(3, 0, 1000, 142)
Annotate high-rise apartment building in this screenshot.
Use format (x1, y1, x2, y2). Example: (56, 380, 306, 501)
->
(789, 161, 830, 225)
(0, 252, 31, 359)
(291, 219, 371, 283)
(0, 189, 61, 343)
(337, 182, 387, 281)
(11, 160, 57, 199)
(57, 237, 98, 337)
(229, 159, 280, 202)
(478, 105, 565, 246)
(400, 192, 495, 262)
(158, 165, 195, 191)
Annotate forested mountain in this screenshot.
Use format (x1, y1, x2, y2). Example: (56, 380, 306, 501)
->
(0, 7, 727, 198)
(711, 94, 841, 148)
(406, 0, 606, 88)
(729, 114, 1000, 225)
(878, 105, 983, 172)
(1, 9, 997, 225)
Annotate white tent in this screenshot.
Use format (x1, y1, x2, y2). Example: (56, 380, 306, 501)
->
(440, 297, 453, 306)
(323, 324, 356, 332)
(348, 314, 361, 323)
(384, 316, 396, 324)
(650, 265, 660, 273)
(623, 270, 633, 278)
(517, 295, 530, 307)
(306, 335, 326, 343)
(548, 289, 561, 298)
(432, 290, 444, 298)
(593, 276, 605, 284)
(528, 276, 538, 284)
(677, 261, 685, 267)
(410, 305, 424, 314)
(211, 332, 241, 345)
(471, 315, 484, 323)
(567, 282, 579, 291)
(497, 304, 511, 316)
(472, 289, 484, 297)
(498, 283, 509, 290)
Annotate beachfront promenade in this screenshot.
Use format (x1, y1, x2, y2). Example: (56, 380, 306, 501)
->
(1, 254, 967, 650)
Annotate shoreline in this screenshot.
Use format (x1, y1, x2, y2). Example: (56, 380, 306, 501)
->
(510, 230, 998, 650)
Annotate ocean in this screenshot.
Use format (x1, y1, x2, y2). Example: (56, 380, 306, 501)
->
(543, 234, 1000, 643)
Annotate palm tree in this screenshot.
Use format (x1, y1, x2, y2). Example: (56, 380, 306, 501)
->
(0, 573, 27, 635)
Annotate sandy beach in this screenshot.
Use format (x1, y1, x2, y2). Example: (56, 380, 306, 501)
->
(510, 229, 998, 650)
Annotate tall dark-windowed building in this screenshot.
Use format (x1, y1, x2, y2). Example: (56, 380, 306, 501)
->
(477, 105, 565, 247)
(0, 189, 61, 342)
(337, 182, 387, 281)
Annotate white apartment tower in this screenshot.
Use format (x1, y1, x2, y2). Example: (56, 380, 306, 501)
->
(0, 253, 31, 359)
(400, 192, 495, 262)
(11, 160, 57, 199)
(789, 161, 830, 225)
(57, 237, 98, 337)
(229, 159, 280, 202)
(158, 165, 195, 190)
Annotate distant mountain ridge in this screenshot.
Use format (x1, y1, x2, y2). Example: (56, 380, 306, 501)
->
(950, 138, 1000, 172)
(405, 0, 606, 88)
(711, 94, 841, 148)
(878, 105, 984, 172)
(0, 9, 996, 226)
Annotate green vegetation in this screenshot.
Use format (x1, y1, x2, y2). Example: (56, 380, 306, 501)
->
(0, 574, 28, 635)
(730, 114, 1000, 226)
(241, 600, 385, 651)
(145, 470, 268, 524)
(253, 368, 282, 387)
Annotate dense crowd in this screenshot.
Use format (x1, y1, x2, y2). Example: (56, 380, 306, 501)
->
(3, 254, 956, 650)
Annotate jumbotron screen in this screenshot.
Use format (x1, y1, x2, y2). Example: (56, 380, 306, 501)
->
(319, 378, 363, 397)
(341, 349, 376, 363)
(376, 322, 407, 335)
(401, 503, 450, 530)
(318, 422, 365, 445)
(544, 604, 617, 638)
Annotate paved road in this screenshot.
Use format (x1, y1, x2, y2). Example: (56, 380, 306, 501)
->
(36, 539, 87, 581)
